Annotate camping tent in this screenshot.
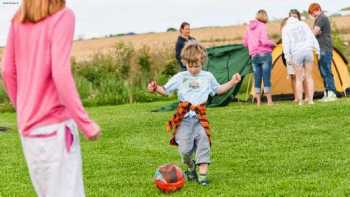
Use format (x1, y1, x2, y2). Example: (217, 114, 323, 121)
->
(152, 44, 251, 111)
(205, 44, 251, 106)
(153, 43, 350, 110)
(269, 42, 350, 97)
(205, 43, 350, 106)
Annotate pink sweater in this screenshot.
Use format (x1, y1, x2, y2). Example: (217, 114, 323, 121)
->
(243, 20, 275, 57)
(1, 8, 98, 138)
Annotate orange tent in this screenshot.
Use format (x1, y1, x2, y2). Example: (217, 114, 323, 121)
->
(245, 43, 350, 99)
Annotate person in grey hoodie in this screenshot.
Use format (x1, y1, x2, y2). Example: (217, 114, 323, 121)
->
(282, 10, 320, 105)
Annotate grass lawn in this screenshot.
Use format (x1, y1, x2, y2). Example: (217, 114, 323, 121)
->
(1, 99, 350, 196)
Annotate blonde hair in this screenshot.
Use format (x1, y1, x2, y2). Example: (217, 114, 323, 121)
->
(280, 17, 288, 30)
(181, 41, 208, 67)
(16, 0, 65, 23)
(256, 9, 269, 23)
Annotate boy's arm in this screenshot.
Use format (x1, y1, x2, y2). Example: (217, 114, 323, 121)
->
(216, 73, 241, 95)
(148, 81, 167, 96)
(148, 73, 182, 96)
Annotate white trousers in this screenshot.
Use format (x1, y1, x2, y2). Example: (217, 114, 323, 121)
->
(21, 119, 85, 197)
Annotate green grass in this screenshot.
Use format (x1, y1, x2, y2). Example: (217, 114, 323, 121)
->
(1, 99, 350, 196)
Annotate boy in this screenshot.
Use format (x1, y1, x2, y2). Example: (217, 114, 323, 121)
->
(148, 42, 241, 186)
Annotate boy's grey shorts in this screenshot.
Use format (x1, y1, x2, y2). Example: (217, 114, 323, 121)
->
(175, 116, 211, 165)
(292, 50, 314, 66)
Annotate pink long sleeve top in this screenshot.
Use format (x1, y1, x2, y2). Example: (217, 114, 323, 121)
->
(243, 20, 275, 57)
(1, 7, 98, 138)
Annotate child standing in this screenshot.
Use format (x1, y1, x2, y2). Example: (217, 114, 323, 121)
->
(1, 1, 100, 196)
(148, 42, 241, 186)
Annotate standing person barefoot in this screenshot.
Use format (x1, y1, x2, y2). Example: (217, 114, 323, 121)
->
(243, 10, 275, 106)
(1, 1, 101, 196)
(281, 11, 311, 103)
(282, 10, 320, 105)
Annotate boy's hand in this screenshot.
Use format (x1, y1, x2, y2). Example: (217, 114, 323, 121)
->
(147, 81, 157, 93)
(231, 73, 241, 84)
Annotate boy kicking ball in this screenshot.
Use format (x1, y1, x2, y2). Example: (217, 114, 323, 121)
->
(148, 42, 241, 186)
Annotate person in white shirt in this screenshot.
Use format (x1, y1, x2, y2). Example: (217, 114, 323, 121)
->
(282, 9, 320, 105)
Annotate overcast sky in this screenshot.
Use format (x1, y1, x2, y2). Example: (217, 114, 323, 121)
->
(0, 0, 349, 46)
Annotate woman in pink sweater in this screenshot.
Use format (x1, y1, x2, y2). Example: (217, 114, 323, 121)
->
(1, 0, 101, 196)
(243, 9, 275, 106)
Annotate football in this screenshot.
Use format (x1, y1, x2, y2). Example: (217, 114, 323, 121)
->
(154, 164, 185, 193)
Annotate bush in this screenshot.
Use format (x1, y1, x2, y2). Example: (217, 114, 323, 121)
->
(72, 42, 176, 107)
(332, 22, 350, 63)
(0, 83, 14, 112)
(166, 27, 177, 32)
(0, 41, 178, 111)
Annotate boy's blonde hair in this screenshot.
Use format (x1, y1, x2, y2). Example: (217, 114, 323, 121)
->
(16, 0, 65, 23)
(180, 41, 208, 67)
(256, 9, 269, 23)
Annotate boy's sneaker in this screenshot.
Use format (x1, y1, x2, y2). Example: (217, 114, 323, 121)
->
(184, 169, 197, 181)
(198, 179, 209, 186)
(184, 160, 197, 181)
(198, 174, 209, 186)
